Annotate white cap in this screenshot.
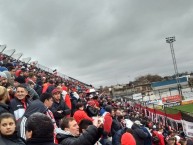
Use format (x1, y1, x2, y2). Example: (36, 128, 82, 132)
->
(0, 72, 7, 79)
(134, 120, 142, 125)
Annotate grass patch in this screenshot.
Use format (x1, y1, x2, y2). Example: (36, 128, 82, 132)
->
(172, 104, 193, 113)
(164, 107, 180, 114)
(157, 104, 193, 114)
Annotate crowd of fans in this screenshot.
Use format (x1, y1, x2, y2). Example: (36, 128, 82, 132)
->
(1, 53, 193, 145)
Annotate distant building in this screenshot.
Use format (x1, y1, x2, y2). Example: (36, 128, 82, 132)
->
(151, 76, 191, 102)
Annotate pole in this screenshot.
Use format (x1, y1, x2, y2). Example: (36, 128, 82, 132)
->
(10, 49, 16, 57)
(164, 105, 167, 126)
(17, 53, 23, 61)
(0, 45, 7, 53)
(166, 37, 182, 97)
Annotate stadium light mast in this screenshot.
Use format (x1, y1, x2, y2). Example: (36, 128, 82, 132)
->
(166, 36, 182, 96)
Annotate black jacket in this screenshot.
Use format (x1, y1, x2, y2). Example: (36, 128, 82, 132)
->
(18, 99, 48, 140)
(0, 102, 10, 115)
(131, 123, 148, 145)
(50, 96, 71, 126)
(26, 138, 61, 145)
(0, 133, 26, 145)
(111, 117, 123, 137)
(112, 128, 127, 145)
(57, 125, 101, 145)
(86, 106, 98, 117)
(23, 99, 47, 118)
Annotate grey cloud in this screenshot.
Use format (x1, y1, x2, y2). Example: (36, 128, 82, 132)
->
(0, 0, 193, 87)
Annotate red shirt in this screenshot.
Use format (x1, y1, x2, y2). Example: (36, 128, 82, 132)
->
(153, 131, 165, 145)
(103, 112, 112, 134)
(93, 100, 100, 107)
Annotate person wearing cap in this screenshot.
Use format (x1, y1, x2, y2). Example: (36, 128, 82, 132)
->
(0, 72, 9, 88)
(14, 69, 26, 88)
(131, 120, 148, 145)
(50, 88, 71, 126)
(86, 100, 99, 117)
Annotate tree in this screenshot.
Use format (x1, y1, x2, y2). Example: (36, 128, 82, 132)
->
(135, 74, 163, 84)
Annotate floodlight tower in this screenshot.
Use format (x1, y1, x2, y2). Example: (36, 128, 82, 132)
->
(166, 36, 182, 96)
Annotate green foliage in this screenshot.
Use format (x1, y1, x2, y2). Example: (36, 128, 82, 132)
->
(135, 74, 163, 84)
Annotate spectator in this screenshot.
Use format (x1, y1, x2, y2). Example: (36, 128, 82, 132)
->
(112, 127, 128, 145)
(40, 93, 58, 143)
(7, 65, 16, 86)
(50, 88, 71, 126)
(102, 105, 113, 136)
(0, 72, 9, 88)
(46, 80, 55, 94)
(25, 81, 39, 100)
(86, 100, 99, 117)
(73, 102, 93, 124)
(14, 69, 26, 84)
(56, 117, 103, 145)
(141, 120, 152, 145)
(69, 88, 80, 116)
(166, 137, 176, 145)
(79, 119, 103, 145)
(121, 132, 136, 145)
(9, 85, 31, 120)
(111, 109, 124, 137)
(60, 86, 72, 110)
(0, 113, 25, 145)
(25, 112, 61, 145)
(3, 71, 12, 86)
(0, 86, 10, 115)
(18, 99, 48, 140)
(153, 127, 165, 145)
(131, 120, 148, 145)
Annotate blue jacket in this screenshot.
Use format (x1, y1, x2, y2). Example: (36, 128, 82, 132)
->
(141, 126, 152, 145)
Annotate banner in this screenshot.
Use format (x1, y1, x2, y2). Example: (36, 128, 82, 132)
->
(181, 100, 193, 105)
(181, 112, 193, 137)
(132, 93, 142, 100)
(162, 95, 182, 103)
(182, 120, 193, 137)
(164, 102, 181, 107)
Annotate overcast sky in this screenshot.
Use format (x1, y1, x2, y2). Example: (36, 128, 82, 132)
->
(0, 0, 193, 87)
